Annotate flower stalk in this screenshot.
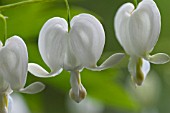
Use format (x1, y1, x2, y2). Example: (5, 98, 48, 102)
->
(64, 0, 71, 31)
(133, 0, 138, 8)
(0, 13, 7, 44)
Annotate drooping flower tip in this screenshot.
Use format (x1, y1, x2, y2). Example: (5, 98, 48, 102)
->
(69, 85, 87, 103)
(133, 73, 144, 86)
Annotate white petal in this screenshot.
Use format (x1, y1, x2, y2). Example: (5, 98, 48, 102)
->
(0, 75, 9, 93)
(70, 71, 79, 99)
(63, 43, 82, 71)
(0, 40, 11, 93)
(19, 82, 45, 94)
(141, 58, 150, 80)
(114, 3, 135, 55)
(148, 53, 170, 64)
(0, 36, 28, 90)
(8, 95, 13, 113)
(129, 0, 161, 55)
(69, 13, 105, 67)
(0, 41, 3, 48)
(39, 17, 68, 72)
(88, 53, 125, 71)
(69, 71, 86, 103)
(128, 57, 150, 86)
(128, 57, 137, 80)
(28, 63, 63, 77)
(11, 94, 31, 113)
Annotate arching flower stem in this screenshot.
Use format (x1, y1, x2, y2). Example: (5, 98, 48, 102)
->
(0, 0, 56, 11)
(64, 0, 71, 31)
(0, 13, 7, 44)
(133, 0, 138, 8)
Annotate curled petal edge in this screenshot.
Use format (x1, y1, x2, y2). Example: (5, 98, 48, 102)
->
(147, 53, 170, 64)
(19, 82, 45, 94)
(88, 53, 125, 71)
(28, 63, 63, 78)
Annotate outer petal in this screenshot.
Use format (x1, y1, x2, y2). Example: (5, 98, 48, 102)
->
(129, 0, 161, 56)
(69, 13, 105, 67)
(147, 53, 170, 64)
(0, 41, 3, 48)
(0, 76, 9, 93)
(28, 63, 63, 78)
(88, 53, 125, 71)
(0, 41, 9, 93)
(114, 3, 135, 55)
(19, 82, 45, 94)
(39, 17, 68, 74)
(128, 57, 150, 86)
(0, 36, 28, 90)
(63, 40, 82, 71)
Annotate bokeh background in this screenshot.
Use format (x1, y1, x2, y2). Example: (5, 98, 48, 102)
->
(0, 0, 170, 113)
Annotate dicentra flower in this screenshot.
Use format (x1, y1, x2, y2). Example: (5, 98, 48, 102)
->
(114, 0, 169, 86)
(28, 13, 124, 103)
(0, 36, 45, 113)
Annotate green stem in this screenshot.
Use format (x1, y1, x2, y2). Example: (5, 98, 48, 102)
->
(0, 0, 56, 11)
(0, 13, 7, 43)
(64, 0, 71, 31)
(133, 0, 138, 8)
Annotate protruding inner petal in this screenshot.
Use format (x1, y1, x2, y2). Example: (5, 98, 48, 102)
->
(0, 36, 28, 90)
(147, 53, 170, 64)
(19, 82, 45, 94)
(28, 63, 63, 77)
(39, 17, 68, 72)
(0, 94, 9, 113)
(88, 53, 125, 71)
(70, 13, 105, 67)
(128, 57, 150, 86)
(69, 71, 86, 103)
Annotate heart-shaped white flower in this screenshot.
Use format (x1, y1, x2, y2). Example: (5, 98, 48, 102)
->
(114, 0, 169, 86)
(28, 13, 125, 102)
(0, 36, 45, 113)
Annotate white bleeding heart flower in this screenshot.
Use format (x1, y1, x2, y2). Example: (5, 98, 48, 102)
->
(28, 13, 125, 103)
(114, 0, 170, 86)
(0, 36, 45, 113)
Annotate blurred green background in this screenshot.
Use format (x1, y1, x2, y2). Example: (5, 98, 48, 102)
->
(0, 0, 170, 113)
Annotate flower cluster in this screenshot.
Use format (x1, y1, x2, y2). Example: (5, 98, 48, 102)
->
(0, 0, 169, 112)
